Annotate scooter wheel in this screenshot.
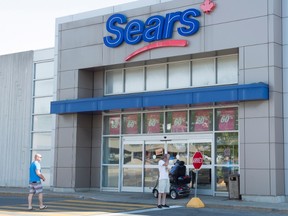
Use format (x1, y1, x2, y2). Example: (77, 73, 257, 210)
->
(170, 189, 178, 199)
(153, 189, 158, 198)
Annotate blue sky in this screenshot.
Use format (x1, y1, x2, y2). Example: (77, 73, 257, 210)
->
(0, 0, 136, 55)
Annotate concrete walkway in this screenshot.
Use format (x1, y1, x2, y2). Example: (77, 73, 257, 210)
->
(1, 187, 288, 213)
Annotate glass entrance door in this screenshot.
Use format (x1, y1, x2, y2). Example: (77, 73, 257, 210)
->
(188, 140, 213, 195)
(122, 134, 214, 195)
(122, 140, 144, 192)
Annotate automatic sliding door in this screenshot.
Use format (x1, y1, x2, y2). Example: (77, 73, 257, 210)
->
(143, 142, 164, 193)
(188, 139, 213, 195)
(122, 141, 143, 192)
(167, 141, 188, 166)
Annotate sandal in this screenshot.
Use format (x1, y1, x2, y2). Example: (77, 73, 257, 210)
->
(28, 207, 33, 211)
(39, 205, 47, 210)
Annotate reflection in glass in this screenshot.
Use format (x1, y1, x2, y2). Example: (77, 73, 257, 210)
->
(146, 64, 167, 91)
(168, 61, 190, 89)
(215, 132, 238, 165)
(103, 115, 120, 135)
(167, 143, 187, 165)
(216, 166, 239, 191)
(217, 55, 238, 84)
(143, 112, 164, 134)
(123, 144, 143, 165)
(189, 142, 211, 165)
(102, 166, 119, 187)
(122, 114, 141, 134)
(166, 111, 188, 133)
(215, 108, 238, 131)
(123, 168, 142, 187)
(145, 144, 164, 165)
(103, 137, 119, 164)
(144, 168, 159, 189)
(190, 109, 213, 132)
(125, 67, 144, 93)
(189, 168, 211, 189)
(105, 69, 123, 94)
(192, 59, 215, 86)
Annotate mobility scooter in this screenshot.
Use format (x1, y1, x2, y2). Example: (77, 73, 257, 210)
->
(152, 160, 191, 199)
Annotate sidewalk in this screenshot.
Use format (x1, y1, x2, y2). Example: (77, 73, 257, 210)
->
(1, 187, 288, 213)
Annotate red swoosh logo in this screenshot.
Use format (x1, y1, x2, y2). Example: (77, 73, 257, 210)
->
(125, 39, 188, 61)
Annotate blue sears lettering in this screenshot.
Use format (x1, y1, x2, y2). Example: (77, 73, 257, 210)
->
(103, 8, 201, 48)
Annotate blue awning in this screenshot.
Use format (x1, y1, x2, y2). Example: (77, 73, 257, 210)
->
(50, 83, 269, 114)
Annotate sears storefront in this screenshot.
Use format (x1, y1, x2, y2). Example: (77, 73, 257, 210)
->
(51, 0, 284, 202)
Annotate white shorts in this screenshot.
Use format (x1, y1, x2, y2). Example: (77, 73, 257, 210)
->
(158, 179, 170, 193)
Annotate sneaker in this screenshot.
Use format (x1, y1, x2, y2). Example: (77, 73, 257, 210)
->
(157, 205, 162, 208)
(162, 204, 169, 208)
(39, 205, 47, 210)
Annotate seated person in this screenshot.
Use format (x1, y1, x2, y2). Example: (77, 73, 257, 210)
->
(170, 160, 187, 184)
(170, 160, 180, 175)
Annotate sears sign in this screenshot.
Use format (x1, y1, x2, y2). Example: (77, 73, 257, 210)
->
(103, 8, 201, 48)
(103, 1, 215, 60)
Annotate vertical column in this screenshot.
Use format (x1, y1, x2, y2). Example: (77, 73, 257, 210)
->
(283, 0, 288, 196)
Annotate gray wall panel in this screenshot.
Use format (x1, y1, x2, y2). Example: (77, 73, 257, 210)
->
(60, 45, 103, 71)
(204, 0, 267, 26)
(0, 51, 33, 187)
(61, 24, 103, 50)
(205, 17, 268, 52)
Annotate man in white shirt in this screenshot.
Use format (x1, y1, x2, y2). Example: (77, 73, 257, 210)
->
(157, 153, 170, 208)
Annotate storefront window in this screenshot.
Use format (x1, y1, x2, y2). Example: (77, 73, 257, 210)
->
(143, 112, 164, 134)
(146, 64, 167, 91)
(215, 108, 238, 131)
(122, 114, 141, 134)
(105, 55, 238, 95)
(103, 115, 120, 135)
(168, 61, 190, 89)
(102, 166, 119, 187)
(192, 59, 215, 86)
(190, 109, 213, 132)
(103, 137, 119, 164)
(216, 166, 239, 191)
(217, 55, 238, 84)
(125, 67, 144, 93)
(166, 111, 188, 133)
(105, 69, 123, 94)
(189, 142, 212, 165)
(215, 132, 238, 165)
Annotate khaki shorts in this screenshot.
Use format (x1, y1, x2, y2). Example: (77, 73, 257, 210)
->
(158, 179, 170, 193)
(29, 182, 43, 194)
